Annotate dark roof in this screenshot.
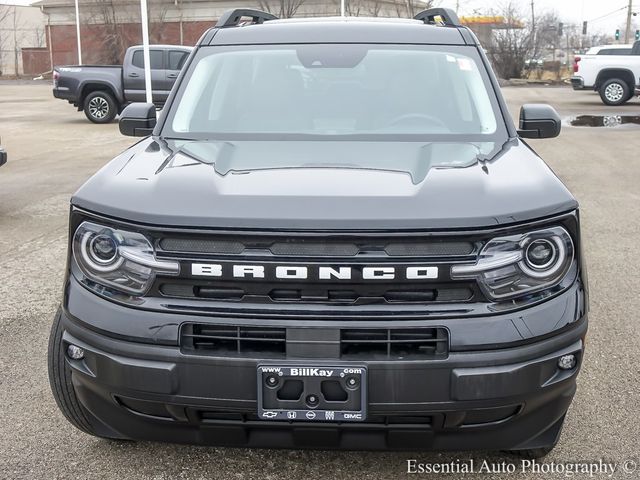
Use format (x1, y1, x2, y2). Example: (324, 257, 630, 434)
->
(205, 17, 468, 46)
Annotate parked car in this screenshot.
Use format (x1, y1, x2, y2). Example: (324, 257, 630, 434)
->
(571, 40, 640, 105)
(0, 142, 6, 168)
(52, 45, 193, 123)
(48, 8, 588, 458)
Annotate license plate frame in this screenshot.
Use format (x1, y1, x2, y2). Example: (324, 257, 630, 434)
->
(257, 365, 367, 422)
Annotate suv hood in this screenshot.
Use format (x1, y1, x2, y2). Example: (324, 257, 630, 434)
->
(73, 138, 577, 230)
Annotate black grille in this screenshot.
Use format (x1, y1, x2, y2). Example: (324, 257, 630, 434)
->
(158, 235, 477, 258)
(269, 242, 359, 257)
(181, 324, 448, 360)
(160, 238, 245, 254)
(340, 327, 448, 360)
(155, 231, 482, 307)
(385, 241, 474, 256)
(181, 324, 287, 358)
(161, 283, 474, 304)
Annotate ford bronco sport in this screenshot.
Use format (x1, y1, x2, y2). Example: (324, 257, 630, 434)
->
(48, 8, 588, 458)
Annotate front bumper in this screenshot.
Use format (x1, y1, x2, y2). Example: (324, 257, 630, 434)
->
(59, 290, 587, 451)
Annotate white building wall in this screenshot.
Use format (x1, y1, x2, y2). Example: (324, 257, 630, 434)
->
(0, 4, 47, 75)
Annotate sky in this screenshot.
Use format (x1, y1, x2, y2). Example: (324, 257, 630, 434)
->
(450, 0, 638, 35)
(0, 0, 637, 35)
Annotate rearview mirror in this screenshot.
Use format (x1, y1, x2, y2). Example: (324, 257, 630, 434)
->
(119, 103, 156, 137)
(518, 104, 561, 139)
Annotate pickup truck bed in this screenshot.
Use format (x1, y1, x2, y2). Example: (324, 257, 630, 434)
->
(54, 65, 124, 105)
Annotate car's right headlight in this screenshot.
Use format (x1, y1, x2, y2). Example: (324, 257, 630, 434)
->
(72, 221, 179, 296)
(451, 226, 574, 301)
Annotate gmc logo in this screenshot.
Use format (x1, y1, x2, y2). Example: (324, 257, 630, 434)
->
(190, 263, 438, 280)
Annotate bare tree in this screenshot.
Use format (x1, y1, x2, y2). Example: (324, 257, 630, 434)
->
(531, 11, 560, 60)
(33, 26, 46, 48)
(0, 5, 12, 75)
(395, 0, 437, 19)
(149, 3, 173, 44)
(486, 2, 532, 79)
(345, 0, 363, 16)
(82, 0, 145, 64)
(12, 5, 19, 75)
(257, 0, 306, 18)
(92, 0, 136, 64)
(0, 6, 25, 77)
(365, 0, 383, 17)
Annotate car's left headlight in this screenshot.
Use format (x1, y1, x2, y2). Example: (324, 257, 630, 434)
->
(72, 221, 179, 296)
(451, 226, 575, 301)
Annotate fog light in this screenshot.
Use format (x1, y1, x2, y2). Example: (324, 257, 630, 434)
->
(558, 354, 576, 370)
(67, 344, 85, 360)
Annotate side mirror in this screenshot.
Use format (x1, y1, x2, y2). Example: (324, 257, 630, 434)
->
(0, 147, 6, 167)
(119, 103, 156, 137)
(518, 104, 561, 139)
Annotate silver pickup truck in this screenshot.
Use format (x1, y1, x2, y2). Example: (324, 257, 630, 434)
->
(53, 45, 192, 123)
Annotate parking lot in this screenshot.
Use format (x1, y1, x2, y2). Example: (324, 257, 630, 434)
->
(0, 82, 639, 479)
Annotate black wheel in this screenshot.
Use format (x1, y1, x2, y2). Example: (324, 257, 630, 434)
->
(48, 308, 100, 437)
(83, 90, 118, 123)
(599, 78, 631, 106)
(505, 445, 556, 459)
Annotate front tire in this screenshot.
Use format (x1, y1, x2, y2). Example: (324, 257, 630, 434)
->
(83, 90, 118, 123)
(48, 308, 101, 437)
(599, 78, 631, 106)
(506, 445, 556, 459)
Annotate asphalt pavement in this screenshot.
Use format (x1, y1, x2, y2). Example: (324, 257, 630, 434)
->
(0, 82, 638, 479)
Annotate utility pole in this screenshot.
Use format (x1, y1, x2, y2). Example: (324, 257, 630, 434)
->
(624, 0, 633, 43)
(530, 0, 536, 57)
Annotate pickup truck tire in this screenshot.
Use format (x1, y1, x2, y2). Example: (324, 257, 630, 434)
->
(83, 90, 118, 123)
(599, 78, 632, 106)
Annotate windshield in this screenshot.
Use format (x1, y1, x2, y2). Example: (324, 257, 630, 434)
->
(165, 44, 506, 140)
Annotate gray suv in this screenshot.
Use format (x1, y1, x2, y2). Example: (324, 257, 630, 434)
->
(48, 8, 588, 458)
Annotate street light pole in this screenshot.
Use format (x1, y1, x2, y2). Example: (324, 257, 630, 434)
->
(530, 0, 536, 56)
(624, 0, 633, 43)
(74, 0, 82, 64)
(139, 0, 153, 104)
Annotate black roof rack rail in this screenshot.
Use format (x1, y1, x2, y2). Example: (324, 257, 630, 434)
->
(414, 8, 461, 27)
(215, 8, 278, 28)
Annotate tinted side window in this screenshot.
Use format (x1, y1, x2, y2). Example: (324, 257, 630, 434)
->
(131, 50, 164, 69)
(168, 51, 189, 70)
(598, 48, 632, 55)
